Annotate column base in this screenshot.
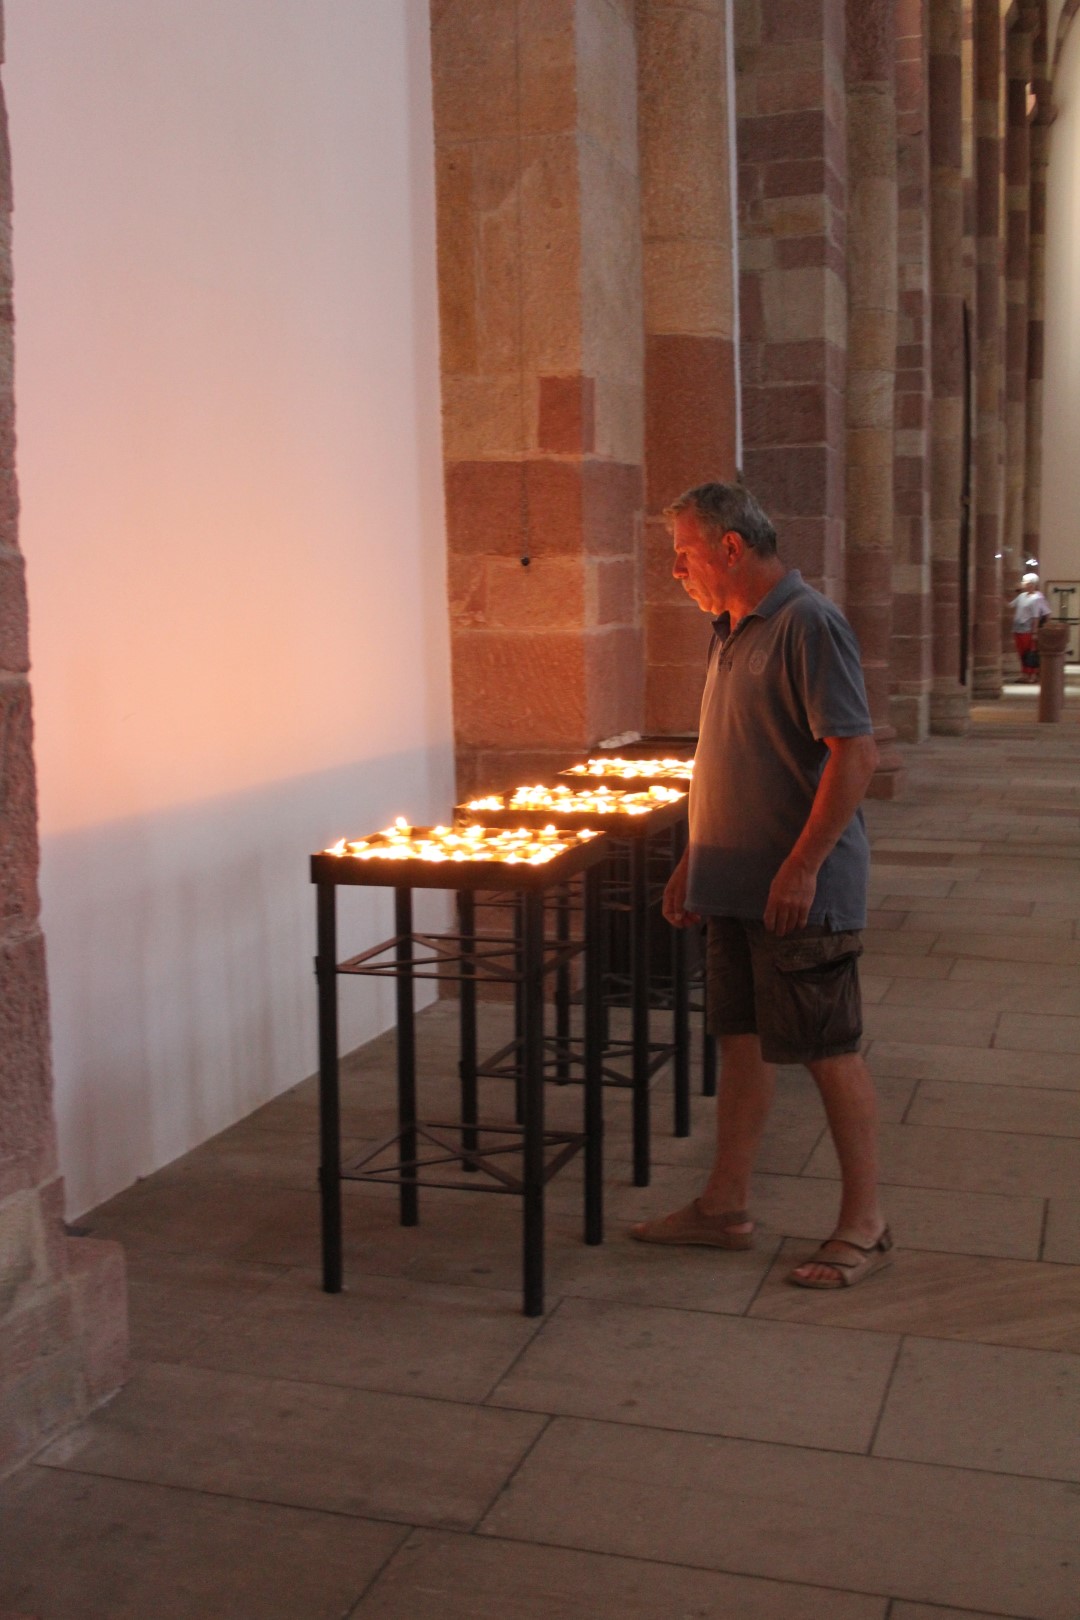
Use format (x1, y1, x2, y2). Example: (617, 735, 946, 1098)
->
(865, 727, 904, 800)
(929, 687, 971, 737)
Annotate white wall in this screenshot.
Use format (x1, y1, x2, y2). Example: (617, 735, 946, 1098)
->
(6, 0, 455, 1215)
(1041, 16, 1080, 595)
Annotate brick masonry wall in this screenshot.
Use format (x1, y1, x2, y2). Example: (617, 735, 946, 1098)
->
(432, 0, 646, 796)
(735, 0, 848, 599)
(0, 7, 127, 1477)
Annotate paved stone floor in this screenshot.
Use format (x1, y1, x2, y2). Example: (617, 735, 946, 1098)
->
(2, 687, 1079, 1619)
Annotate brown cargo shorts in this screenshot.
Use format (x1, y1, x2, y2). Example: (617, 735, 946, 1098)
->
(706, 917, 864, 1065)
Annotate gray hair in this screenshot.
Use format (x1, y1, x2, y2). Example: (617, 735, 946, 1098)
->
(663, 481, 778, 556)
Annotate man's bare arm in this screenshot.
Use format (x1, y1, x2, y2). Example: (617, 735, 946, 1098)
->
(764, 733, 879, 936)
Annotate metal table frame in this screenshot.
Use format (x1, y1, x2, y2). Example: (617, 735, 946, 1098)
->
(311, 836, 607, 1316)
(456, 797, 690, 1185)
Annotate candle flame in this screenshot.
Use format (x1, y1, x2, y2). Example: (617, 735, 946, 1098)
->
(323, 821, 600, 866)
(463, 782, 685, 817)
(565, 756, 693, 781)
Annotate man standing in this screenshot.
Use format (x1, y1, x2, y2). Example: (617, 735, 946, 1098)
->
(632, 482, 891, 1288)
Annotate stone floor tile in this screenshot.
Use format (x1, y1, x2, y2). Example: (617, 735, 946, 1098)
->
(805, 1120, 1080, 1198)
(353, 1529, 888, 1620)
(38, 1362, 545, 1530)
(997, 1012, 1080, 1056)
(907, 1080, 1080, 1138)
(1043, 1199, 1080, 1264)
(121, 1251, 289, 1363)
(750, 1175, 1043, 1260)
(478, 1416, 1080, 1619)
(861, 1005, 999, 1048)
(860, 952, 958, 980)
(868, 872, 963, 897)
(930, 931, 1080, 965)
(873, 1337, 1080, 1481)
(892, 1607, 1030, 1620)
(946, 955, 1080, 987)
(867, 1042, 1080, 1092)
(0, 1469, 405, 1620)
(860, 972, 891, 1003)
(749, 1243, 1080, 1353)
(486, 1296, 898, 1452)
(186, 1269, 543, 1400)
(875, 893, 1027, 917)
(863, 929, 942, 956)
(85, 1178, 325, 1265)
(881, 977, 1080, 1016)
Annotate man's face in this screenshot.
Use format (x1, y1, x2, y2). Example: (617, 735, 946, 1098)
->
(672, 512, 729, 615)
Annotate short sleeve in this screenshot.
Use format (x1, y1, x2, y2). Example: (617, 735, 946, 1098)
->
(793, 609, 873, 741)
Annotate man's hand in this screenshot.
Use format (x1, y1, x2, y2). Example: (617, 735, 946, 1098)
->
(764, 855, 818, 936)
(663, 852, 700, 929)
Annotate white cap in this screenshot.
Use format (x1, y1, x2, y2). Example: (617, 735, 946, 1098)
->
(1022, 572, 1039, 586)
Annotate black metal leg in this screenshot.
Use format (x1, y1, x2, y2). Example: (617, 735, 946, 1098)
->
(703, 1031, 718, 1097)
(458, 889, 478, 1168)
(316, 881, 343, 1293)
(555, 884, 571, 1082)
(521, 889, 546, 1316)
(513, 894, 525, 1124)
(584, 864, 604, 1245)
(671, 822, 690, 1137)
(395, 887, 418, 1226)
(630, 837, 650, 1187)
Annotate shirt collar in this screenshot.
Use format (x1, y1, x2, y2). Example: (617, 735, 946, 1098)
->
(711, 569, 804, 636)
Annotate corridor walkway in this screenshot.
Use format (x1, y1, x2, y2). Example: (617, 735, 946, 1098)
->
(1, 701, 1078, 1620)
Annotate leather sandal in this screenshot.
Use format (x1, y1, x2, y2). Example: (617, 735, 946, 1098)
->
(630, 1200, 754, 1249)
(787, 1226, 894, 1289)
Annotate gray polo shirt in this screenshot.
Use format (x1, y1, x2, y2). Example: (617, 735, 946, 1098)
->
(686, 569, 872, 929)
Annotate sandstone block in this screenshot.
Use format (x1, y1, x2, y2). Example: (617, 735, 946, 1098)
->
(587, 625, 645, 741)
(576, 0, 639, 168)
(519, 0, 577, 136)
(642, 239, 734, 339)
(66, 1234, 128, 1406)
(582, 460, 643, 555)
(442, 374, 525, 462)
(639, 4, 729, 238)
(591, 557, 637, 626)
(431, 0, 519, 142)
(743, 381, 830, 445)
(485, 556, 586, 630)
(434, 146, 478, 374)
(445, 460, 526, 556)
(538, 374, 596, 453)
(646, 603, 712, 670)
(646, 660, 706, 735)
(446, 555, 488, 628)
(644, 334, 737, 510)
(452, 629, 588, 749)
(0, 1190, 46, 1320)
(743, 444, 828, 518)
(761, 266, 829, 344)
(0, 931, 53, 1169)
(0, 550, 29, 675)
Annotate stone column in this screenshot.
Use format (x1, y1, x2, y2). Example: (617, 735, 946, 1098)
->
(844, 0, 902, 797)
(1003, 13, 1034, 611)
(928, 0, 970, 733)
(432, 0, 646, 794)
(890, 0, 932, 745)
(638, 0, 739, 734)
(1024, 2, 1051, 571)
(735, 0, 847, 598)
(972, 0, 1005, 698)
(0, 10, 127, 1474)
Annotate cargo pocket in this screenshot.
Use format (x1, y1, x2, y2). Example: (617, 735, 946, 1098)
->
(767, 931, 864, 1059)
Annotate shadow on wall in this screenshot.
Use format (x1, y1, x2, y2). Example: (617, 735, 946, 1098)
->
(39, 747, 455, 1220)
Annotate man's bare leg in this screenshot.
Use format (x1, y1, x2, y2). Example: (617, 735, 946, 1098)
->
(697, 1033, 776, 1231)
(789, 1050, 885, 1283)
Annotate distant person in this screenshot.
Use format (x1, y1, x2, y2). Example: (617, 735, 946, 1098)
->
(1010, 574, 1050, 684)
(631, 481, 891, 1289)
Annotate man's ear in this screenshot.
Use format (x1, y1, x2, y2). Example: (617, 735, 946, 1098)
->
(724, 529, 743, 564)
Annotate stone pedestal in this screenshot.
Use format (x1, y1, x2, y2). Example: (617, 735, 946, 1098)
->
(1037, 620, 1069, 723)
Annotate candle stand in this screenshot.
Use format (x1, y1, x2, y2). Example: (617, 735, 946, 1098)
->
(456, 791, 690, 1186)
(311, 828, 608, 1317)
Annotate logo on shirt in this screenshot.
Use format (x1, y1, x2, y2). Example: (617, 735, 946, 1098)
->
(748, 650, 768, 675)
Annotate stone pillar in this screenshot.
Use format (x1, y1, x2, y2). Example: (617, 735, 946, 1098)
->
(735, 0, 847, 598)
(1024, 2, 1050, 572)
(638, 0, 739, 734)
(845, 0, 902, 797)
(432, 0, 645, 794)
(928, 0, 970, 734)
(972, 0, 1005, 698)
(890, 0, 932, 744)
(0, 9, 127, 1475)
(1003, 14, 1034, 609)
